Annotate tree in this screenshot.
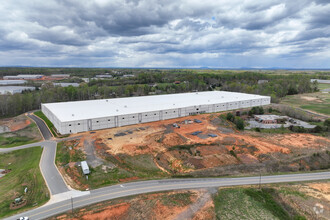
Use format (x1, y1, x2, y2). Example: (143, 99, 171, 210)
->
(226, 113, 234, 122)
(235, 117, 244, 130)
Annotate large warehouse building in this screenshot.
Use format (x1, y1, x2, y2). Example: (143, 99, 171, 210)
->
(41, 91, 271, 134)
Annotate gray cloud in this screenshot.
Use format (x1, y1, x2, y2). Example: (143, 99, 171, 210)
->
(0, 0, 329, 68)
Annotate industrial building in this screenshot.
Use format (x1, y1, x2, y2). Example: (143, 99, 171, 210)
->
(3, 74, 44, 80)
(41, 91, 271, 134)
(53, 83, 80, 87)
(0, 86, 35, 95)
(0, 80, 27, 85)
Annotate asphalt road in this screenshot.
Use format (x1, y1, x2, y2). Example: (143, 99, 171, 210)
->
(28, 114, 53, 140)
(6, 171, 330, 220)
(39, 141, 70, 195)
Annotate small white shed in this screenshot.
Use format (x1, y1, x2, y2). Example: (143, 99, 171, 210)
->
(81, 161, 90, 175)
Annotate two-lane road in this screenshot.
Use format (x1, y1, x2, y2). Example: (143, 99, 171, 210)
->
(6, 171, 330, 220)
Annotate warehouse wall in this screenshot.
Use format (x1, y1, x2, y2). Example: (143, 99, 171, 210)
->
(43, 97, 271, 134)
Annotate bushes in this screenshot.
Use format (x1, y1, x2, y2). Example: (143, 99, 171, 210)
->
(248, 106, 264, 116)
(226, 113, 244, 130)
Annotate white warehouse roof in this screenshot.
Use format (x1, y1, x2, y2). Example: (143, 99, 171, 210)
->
(42, 91, 270, 123)
(0, 86, 35, 94)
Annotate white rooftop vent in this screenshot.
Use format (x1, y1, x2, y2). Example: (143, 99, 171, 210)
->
(72, 114, 74, 117)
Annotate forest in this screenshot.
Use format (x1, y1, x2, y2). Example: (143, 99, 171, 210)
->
(0, 68, 327, 118)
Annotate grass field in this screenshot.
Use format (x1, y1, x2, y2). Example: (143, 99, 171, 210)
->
(0, 123, 41, 148)
(0, 147, 49, 218)
(280, 92, 330, 116)
(214, 187, 304, 220)
(34, 111, 57, 137)
(318, 83, 330, 90)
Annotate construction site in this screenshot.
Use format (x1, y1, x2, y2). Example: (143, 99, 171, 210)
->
(55, 111, 330, 190)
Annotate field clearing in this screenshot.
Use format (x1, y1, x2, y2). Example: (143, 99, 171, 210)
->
(280, 92, 330, 116)
(0, 115, 42, 148)
(0, 147, 49, 218)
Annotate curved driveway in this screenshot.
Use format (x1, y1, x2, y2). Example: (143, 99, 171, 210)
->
(6, 171, 330, 220)
(27, 114, 53, 140)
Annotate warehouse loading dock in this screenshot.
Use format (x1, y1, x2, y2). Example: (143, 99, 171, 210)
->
(41, 91, 271, 134)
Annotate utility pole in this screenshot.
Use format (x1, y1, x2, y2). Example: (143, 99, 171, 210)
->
(71, 197, 74, 215)
(259, 170, 262, 189)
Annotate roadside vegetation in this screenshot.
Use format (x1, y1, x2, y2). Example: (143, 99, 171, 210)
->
(0, 122, 42, 148)
(49, 190, 195, 220)
(214, 187, 306, 220)
(0, 147, 49, 218)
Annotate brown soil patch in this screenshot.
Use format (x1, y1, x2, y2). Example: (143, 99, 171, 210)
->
(0, 114, 31, 132)
(119, 176, 139, 182)
(300, 96, 321, 102)
(269, 133, 330, 149)
(73, 203, 130, 220)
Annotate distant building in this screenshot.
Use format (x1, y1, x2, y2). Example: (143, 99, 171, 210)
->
(0, 86, 35, 95)
(254, 115, 287, 124)
(311, 79, 330, 84)
(3, 74, 44, 80)
(95, 75, 113, 78)
(53, 83, 80, 87)
(258, 80, 269, 84)
(0, 80, 27, 85)
(122, 74, 135, 78)
(50, 74, 70, 78)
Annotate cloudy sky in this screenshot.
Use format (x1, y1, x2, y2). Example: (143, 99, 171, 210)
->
(0, 0, 329, 68)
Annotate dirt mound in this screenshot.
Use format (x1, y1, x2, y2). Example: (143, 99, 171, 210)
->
(162, 133, 187, 146)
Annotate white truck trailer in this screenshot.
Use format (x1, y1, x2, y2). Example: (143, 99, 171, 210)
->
(80, 161, 90, 175)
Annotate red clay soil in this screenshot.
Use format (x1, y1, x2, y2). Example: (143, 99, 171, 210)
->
(71, 203, 130, 220)
(119, 176, 139, 182)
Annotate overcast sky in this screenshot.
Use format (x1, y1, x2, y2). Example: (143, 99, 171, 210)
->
(0, 0, 329, 68)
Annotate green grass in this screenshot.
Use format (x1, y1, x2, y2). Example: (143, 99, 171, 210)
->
(34, 111, 57, 137)
(0, 147, 49, 218)
(0, 123, 41, 148)
(56, 142, 86, 166)
(280, 92, 330, 116)
(318, 83, 330, 90)
(300, 104, 330, 115)
(214, 188, 303, 220)
(253, 127, 292, 134)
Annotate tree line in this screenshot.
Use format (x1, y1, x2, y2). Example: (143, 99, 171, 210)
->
(0, 70, 324, 118)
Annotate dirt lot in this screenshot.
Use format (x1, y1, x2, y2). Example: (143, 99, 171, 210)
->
(0, 114, 31, 133)
(0, 114, 42, 148)
(51, 190, 214, 220)
(58, 112, 329, 188)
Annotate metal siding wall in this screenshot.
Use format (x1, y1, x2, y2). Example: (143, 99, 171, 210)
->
(52, 96, 271, 134)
